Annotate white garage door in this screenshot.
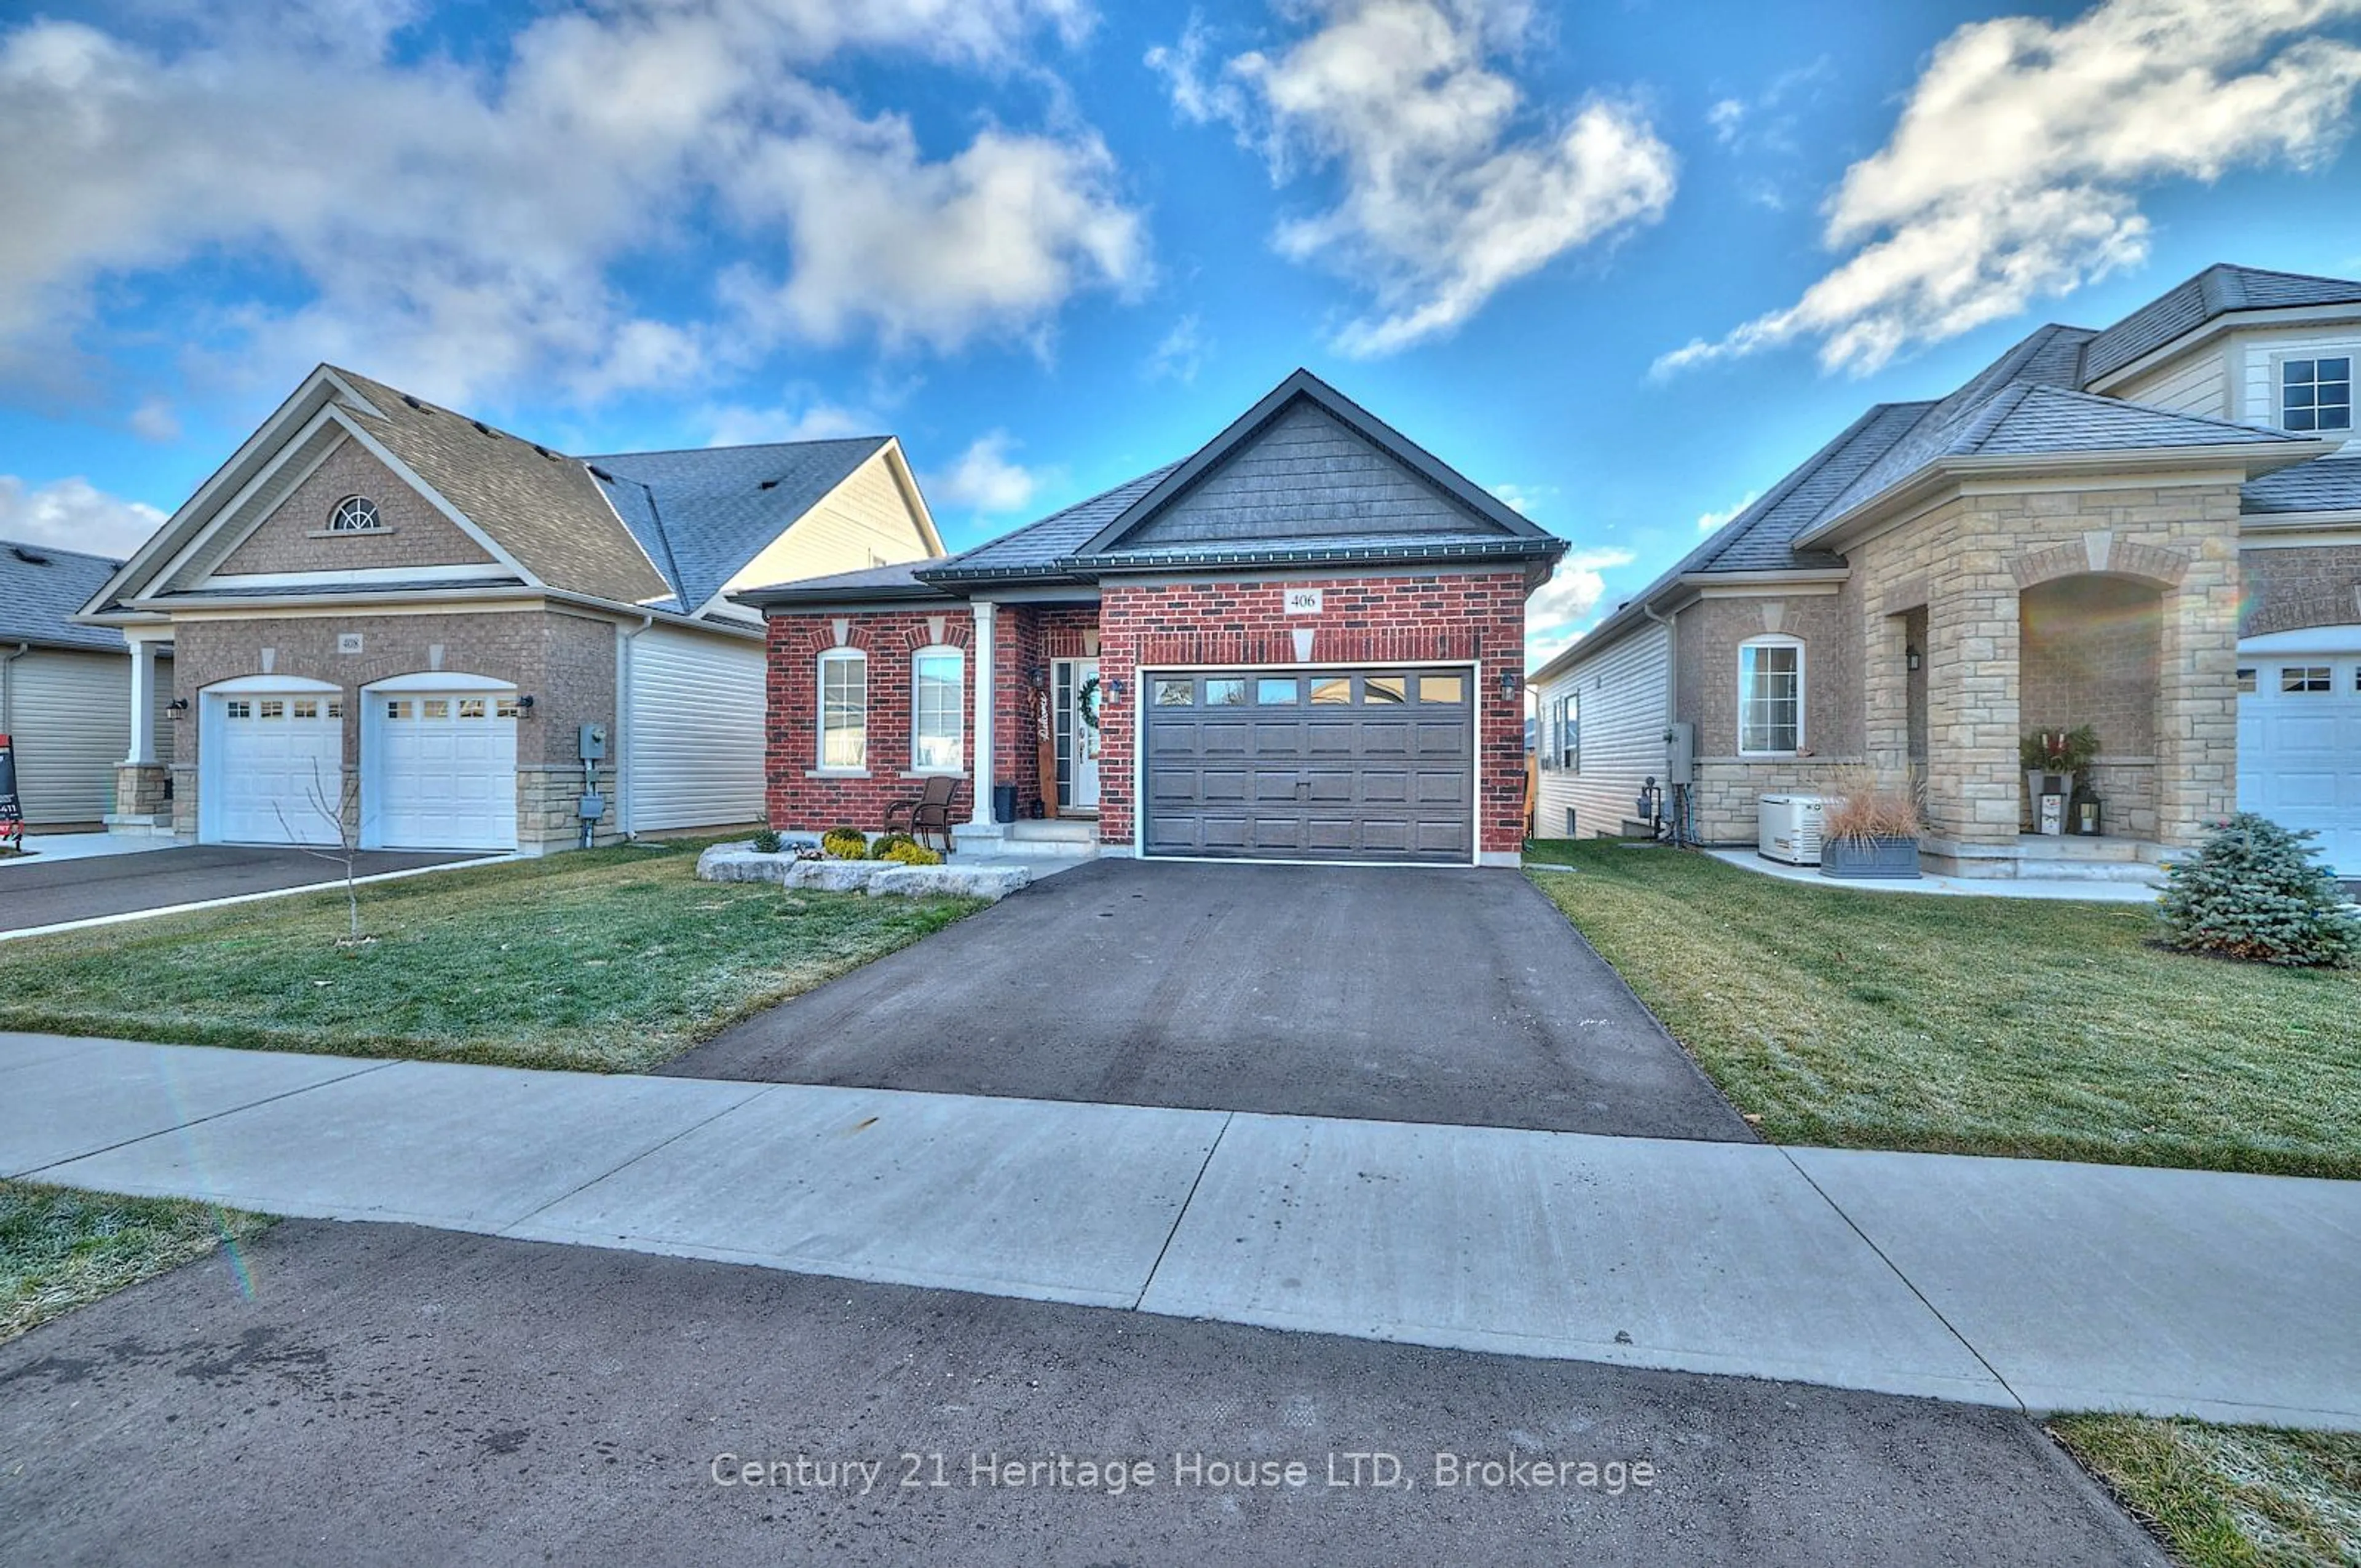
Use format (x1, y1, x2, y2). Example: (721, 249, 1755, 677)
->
(208, 692, 344, 845)
(368, 692, 518, 851)
(2237, 649, 2361, 876)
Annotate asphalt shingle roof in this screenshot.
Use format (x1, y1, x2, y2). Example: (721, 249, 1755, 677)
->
(0, 540, 130, 652)
(332, 368, 671, 606)
(734, 559, 952, 604)
(2082, 264, 2361, 383)
(582, 438, 890, 614)
(922, 465, 1179, 578)
(2242, 453, 2361, 515)
(1815, 384, 2304, 527)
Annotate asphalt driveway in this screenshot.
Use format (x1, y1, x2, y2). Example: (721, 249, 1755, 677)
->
(667, 860, 1750, 1140)
(0, 1222, 2160, 1567)
(0, 845, 489, 933)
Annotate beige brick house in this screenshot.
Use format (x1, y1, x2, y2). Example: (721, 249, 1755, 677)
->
(1533, 264, 2361, 879)
(76, 365, 940, 854)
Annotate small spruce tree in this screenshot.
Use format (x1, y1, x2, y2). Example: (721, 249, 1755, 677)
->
(2157, 813, 2359, 967)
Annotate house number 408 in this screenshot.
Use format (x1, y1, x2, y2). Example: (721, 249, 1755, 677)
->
(1284, 588, 1324, 615)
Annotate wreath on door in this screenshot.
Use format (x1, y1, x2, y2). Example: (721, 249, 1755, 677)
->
(1077, 674, 1102, 731)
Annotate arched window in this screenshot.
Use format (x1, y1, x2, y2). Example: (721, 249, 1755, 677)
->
(818, 647, 867, 770)
(1738, 635, 1805, 756)
(328, 495, 382, 533)
(911, 646, 964, 773)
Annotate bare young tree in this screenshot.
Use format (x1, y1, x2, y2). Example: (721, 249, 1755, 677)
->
(272, 760, 368, 944)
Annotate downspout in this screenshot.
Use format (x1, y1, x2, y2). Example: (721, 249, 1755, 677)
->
(2, 642, 28, 724)
(1639, 601, 1686, 845)
(615, 609, 655, 841)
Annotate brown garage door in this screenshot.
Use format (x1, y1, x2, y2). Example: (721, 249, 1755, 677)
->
(1141, 668, 1474, 863)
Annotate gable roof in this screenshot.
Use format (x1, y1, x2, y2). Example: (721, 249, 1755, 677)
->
(329, 368, 671, 605)
(1074, 369, 1554, 558)
(2082, 263, 2361, 384)
(0, 540, 132, 653)
(582, 437, 894, 613)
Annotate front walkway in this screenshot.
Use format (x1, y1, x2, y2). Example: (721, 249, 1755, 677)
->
(1703, 849, 2164, 903)
(5, 1032, 2352, 1429)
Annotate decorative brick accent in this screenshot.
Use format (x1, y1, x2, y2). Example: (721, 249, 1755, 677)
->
(762, 570, 1532, 856)
(1097, 572, 1529, 853)
(2010, 536, 2190, 590)
(2240, 544, 2361, 636)
(167, 607, 621, 853)
(764, 609, 975, 831)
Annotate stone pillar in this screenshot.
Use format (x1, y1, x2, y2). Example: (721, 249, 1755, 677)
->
(1923, 571, 2022, 850)
(2153, 536, 2242, 846)
(968, 600, 997, 830)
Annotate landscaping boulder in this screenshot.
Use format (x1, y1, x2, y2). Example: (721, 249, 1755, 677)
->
(863, 864, 1032, 901)
(785, 859, 884, 892)
(694, 839, 820, 885)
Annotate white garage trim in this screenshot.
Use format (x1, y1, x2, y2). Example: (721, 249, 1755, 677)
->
(1129, 658, 1484, 868)
(199, 679, 346, 845)
(360, 674, 520, 852)
(2236, 628, 2360, 876)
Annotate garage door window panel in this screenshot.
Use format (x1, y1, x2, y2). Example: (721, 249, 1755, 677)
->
(1257, 678, 1299, 705)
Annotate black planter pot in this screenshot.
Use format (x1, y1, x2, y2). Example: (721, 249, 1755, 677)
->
(1820, 835, 1923, 879)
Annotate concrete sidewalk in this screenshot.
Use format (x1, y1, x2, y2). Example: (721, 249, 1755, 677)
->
(4, 1032, 2354, 1430)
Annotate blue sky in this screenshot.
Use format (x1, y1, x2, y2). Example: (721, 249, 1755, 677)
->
(4, 0, 2360, 663)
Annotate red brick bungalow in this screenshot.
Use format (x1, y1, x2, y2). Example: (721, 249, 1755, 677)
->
(735, 371, 1569, 866)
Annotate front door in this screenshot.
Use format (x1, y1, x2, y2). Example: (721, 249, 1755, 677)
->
(1059, 659, 1101, 811)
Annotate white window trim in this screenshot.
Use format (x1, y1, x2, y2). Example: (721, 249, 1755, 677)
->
(817, 647, 868, 772)
(1737, 635, 1806, 758)
(2272, 346, 2355, 435)
(909, 644, 965, 776)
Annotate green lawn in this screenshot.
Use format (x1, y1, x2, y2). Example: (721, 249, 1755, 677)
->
(2051, 1415, 2361, 1567)
(2, 1181, 271, 1344)
(0, 842, 981, 1072)
(1524, 841, 2361, 1179)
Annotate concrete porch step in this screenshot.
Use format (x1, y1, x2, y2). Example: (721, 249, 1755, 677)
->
(2011, 860, 2169, 885)
(2013, 833, 2168, 864)
(952, 820, 1099, 860)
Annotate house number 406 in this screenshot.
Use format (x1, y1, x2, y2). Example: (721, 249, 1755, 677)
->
(1284, 588, 1324, 615)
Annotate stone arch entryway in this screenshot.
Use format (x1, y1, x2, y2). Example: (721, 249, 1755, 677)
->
(2019, 572, 2166, 838)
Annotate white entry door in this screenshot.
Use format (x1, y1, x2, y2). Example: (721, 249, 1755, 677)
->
(1060, 659, 1101, 810)
(2237, 646, 2361, 875)
(207, 691, 345, 845)
(366, 691, 518, 850)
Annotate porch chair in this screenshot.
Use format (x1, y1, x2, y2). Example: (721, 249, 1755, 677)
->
(883, 774, 964, 853)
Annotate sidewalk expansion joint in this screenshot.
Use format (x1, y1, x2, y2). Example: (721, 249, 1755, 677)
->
(1773, 1142, 2027, 1414)
(9, 1056, 400, 1182)
(1133, 1111, 1233, 1310)
(492, 1082, 780, 1237)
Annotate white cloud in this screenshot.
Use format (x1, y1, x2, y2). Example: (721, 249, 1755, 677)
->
(0, 0, 1138, 411)
(0, 475, 167, 557)
(931, 431, 1049, 512)
(1697, 491, 1758, 531)
(1152, 1, 1676, 356)
(1524, 545, 1634, 644)
(128, 397, 180, 443)
(1145, 314, 1209, 382)
(1487, 480, 1556, 517)
(719, 92, 1146, 354)
(703, 401, 877, 447)
(1657, 0, 2361, 378)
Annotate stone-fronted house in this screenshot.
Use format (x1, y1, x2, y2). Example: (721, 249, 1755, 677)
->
(76, 365, 939, 853)
(1532, 263, 2361, 878)
(0, 540, 170, 828)
(738, 371, 1568, 866)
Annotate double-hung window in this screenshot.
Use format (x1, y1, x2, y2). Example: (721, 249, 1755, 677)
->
(819, 649, 867, 769)
(1738, 638, 1804, 755)
(911, 647, 964, 772)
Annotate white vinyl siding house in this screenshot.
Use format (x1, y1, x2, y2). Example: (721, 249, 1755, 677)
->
(1532, 620, 1670, 840)
(0, 647, 170, 825)
(620, 624, 767, 833)
(710, 448, 938, 618)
